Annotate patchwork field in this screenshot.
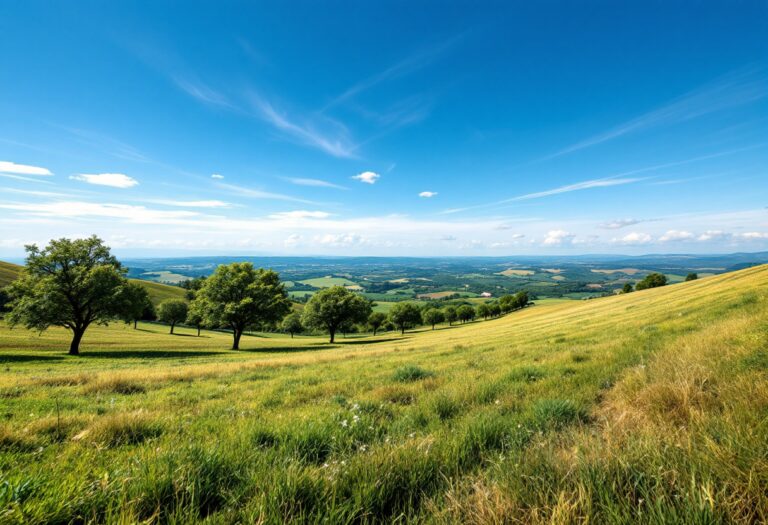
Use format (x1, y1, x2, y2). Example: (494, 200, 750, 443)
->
(497, 268, 535, 276)
(1, 266, 767, 523)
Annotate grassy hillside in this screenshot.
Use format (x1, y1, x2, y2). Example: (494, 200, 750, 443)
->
(0, 260, 22, 287)
(0, 260, 185, 305)
(0, 266, 766, 523)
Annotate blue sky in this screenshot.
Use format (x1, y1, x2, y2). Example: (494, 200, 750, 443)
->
(1, 1, 766, 257)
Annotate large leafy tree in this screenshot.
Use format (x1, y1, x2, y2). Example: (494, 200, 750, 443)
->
(281, 312, 303, 338)
(6, 236, 137, 355)
(422, 308, 444, 330)
(301, 286, 371, 343)
(367, 311, 387, 336)
(191, 263, 291, 350)
(388, 302, 423, 334)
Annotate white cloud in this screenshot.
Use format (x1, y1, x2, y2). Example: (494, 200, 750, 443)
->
(70, 173, 138, 188)
(211, 173, 224, 179)
(542, 230, 576, 246)
(0, 161, 53, 176)
(286, 177, 347, 190)
(612, 232, 653, 245)
(600, 218, 643, 229)
(697, 230, 730, 242)
(215, 182, 316, 204)
(284, 234, 302, 247)
(315, 233, 367, 247)
(419, 191, 438, 198)
(352, 171, 380, 184)
(738, 231, 768, 240)
(659, 230, 695, 242)
(0, 201, 197, 222)
(150, 200, 230, 208)
(268, 210, 331, 220)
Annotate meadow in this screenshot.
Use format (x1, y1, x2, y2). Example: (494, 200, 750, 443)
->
(1, 265, 767, 523)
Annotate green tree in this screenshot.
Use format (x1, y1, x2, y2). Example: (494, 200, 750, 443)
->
(635, 273, 668, 291)
(477, 303, 491, 320)
(157, 299, 188, 334)
(489, 303, 501, 317)
(444, 306, 458, 326)
(186, 302, 204, 336)
(422, 308, 445, 329)
(622, 283, 634, 294)
(281, 312, 303, 338)
(6, 236, 137, 355)
(191, 263, 291, 350)
(457, 304, 476, 323)
(0, 287, 10, 314)
(389, 302, 423, 334)
(368, 311, 387, 336)
(120, 281, 153, 329)
(301, 286, 372, 343)
(685, 273, 698, 282)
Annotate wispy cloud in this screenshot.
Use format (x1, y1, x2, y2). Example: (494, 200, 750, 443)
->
(599, 218, 644, 229)
(211, 173, 224, 180)
(70, 173, 139, 188)
(0, 161, 53, 176)
(440, 177, 640, 215)
(285, 177, 347, 190)
(268, 210, 331, 220)
(0, 201, 198, 222)
(419, 191, 438, 198)
(545, 65, 766, 159)
(251, 96, 357, 158)
(149, 199, 230, 208)
(172, 76, 232, 108)
(321, 38, 458, 111)
(0, 187, 74, 198)
(215, 182, 317, 204)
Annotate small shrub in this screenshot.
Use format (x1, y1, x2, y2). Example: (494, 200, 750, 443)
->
(393, 365, 434, 382)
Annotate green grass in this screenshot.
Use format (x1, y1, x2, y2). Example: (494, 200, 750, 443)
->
(0, 266, 767, 523)
(0, 260, 22, 287)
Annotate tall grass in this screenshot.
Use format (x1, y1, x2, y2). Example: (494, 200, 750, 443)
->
(0, 265, 766, 523)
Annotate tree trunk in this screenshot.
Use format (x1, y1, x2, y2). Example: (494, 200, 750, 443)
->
(69, 327, 85, 356)
(401, 326, 405, 335)
(232, 329, 242, 350)
(170, 322, 175, 334)
(373, 328, 377, 336)
(432, 324, 435, 330)
(329, 328, 335, 344)
(134, 319, 138, 329)
(197, 325, 201, 337)
(290, 332, 294, 339)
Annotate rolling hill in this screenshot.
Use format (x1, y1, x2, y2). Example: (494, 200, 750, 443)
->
(1, 265, 766, 522)
(0, 260, 186, 305)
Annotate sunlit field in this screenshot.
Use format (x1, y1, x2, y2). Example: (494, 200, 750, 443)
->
(1, 265, 767, 523)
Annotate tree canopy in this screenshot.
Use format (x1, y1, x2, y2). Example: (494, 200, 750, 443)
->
(301, 286, 371, 343)
(190, 263, 291, 349)
(5, 236, 139, 355)
(635, 273, 668, 290)
(157, 299, 188, 334)
(388, 302, 422, 334)
(281, 312, 303, 338)
(422, 308, 444, 329)
(368, 311, 387, 336)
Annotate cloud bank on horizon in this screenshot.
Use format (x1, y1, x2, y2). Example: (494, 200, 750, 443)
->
(0, 3, 766, 256)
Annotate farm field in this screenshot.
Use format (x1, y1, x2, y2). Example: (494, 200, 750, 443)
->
(1, 265, 767, 522)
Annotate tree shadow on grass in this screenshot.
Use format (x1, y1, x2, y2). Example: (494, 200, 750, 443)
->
(336, 337, 405, 345)
(0, 354, 66, 363)
(80, 350, 226, 359)
(240, 344, 339, 354)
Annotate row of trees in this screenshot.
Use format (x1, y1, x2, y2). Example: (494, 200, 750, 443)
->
(4, 236, 531, 353)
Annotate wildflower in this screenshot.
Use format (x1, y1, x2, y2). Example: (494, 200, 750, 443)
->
(341, 419, 348, 427)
